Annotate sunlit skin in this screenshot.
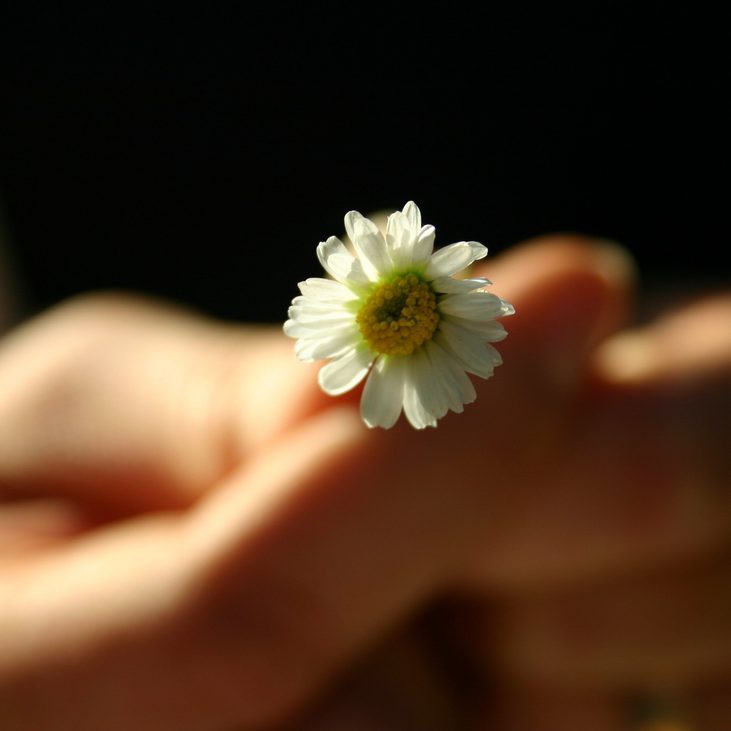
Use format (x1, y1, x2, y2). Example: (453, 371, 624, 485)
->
(0, 235, 729, 730)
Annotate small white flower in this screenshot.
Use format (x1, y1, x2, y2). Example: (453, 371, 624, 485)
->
(284, 201, 515, 429)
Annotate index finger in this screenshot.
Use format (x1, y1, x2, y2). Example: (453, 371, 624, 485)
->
(0, 295, 326, 514)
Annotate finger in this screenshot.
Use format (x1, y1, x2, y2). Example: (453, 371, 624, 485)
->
(454, 291, 731, 590)
(0, 499, 95, 558)
(0, 407, 364, 731)
(0, 294, 327, 513)
(462, 235, 634, 409)
(594, 293, 731, 385)
(478, 235, 636, 369)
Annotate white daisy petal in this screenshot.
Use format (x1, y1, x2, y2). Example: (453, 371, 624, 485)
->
(361, 356, 405, 429)
(420, 343, 454, 417)
(343, 209, 361, 242)
(316, 236, 370, 286)
(437, 321, 497, 378)
(467, 241, 488, 260)
(288, 296, 353, 314)
(402, 201, 422, 233)
(425, 340, 476, 413)
(486, 343, 503, 366)
(411, 347, 448, 420)
(284, 315, 350, 338)
(316, 235, 351, 276)
(285, 309, 355, 329)
(438, 291, 507, 320)
(431, 276, 491, 294)
(294, 325, 360, 362)
(403, 349, 440, 428)
(386, 210, 413, 269)
(411, 224, 435, 269)
(282, 319, 303, 338)
(295, 341, 354, 363)
(423, 341, 460, 413)
(446, 315, 508, 341)
(318, 346, 375, 396)
(426, 240, 485, 279)
(500, 299, 516, 316)
(344, 211, 391, 281)
(403, 384, 437, 429)
(298, 277, 359, 303)
(444, 357, 477, 408)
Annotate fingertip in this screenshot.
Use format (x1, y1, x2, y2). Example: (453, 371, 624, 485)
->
(590, 238, 639, 294)
(592, 294, 731, 386)
(478, 235, 637, 393)
(592, 331, 657, 384)
(477, 234, 637, 315)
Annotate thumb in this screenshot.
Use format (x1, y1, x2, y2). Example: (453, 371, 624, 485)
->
(0, 294, 324, 514)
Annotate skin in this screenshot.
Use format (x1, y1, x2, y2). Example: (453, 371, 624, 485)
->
(0, 235, 728, 730)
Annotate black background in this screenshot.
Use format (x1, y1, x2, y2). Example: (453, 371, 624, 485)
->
(1, 3, 728, 322)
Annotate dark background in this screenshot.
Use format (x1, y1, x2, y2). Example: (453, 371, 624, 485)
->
(1, 3, 728, 322)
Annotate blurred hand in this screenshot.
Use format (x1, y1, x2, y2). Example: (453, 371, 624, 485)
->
(0, 236, 728, 731)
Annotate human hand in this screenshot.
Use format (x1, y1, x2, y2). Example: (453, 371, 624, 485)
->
(284, 237, 731, 730)
(0, 237, 728, 730)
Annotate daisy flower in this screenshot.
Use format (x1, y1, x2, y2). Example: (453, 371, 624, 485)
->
(284, 201, 514, 429)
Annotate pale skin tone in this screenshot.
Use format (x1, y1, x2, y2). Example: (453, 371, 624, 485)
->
(0, 236, 729, 730)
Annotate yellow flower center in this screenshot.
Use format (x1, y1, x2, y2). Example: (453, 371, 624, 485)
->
(356, 274, 440, 356)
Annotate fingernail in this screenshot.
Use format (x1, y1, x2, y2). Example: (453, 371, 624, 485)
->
(544, 240, 636, 391)
(590, 239, 638, 291)
(593, 330, 658, 383)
